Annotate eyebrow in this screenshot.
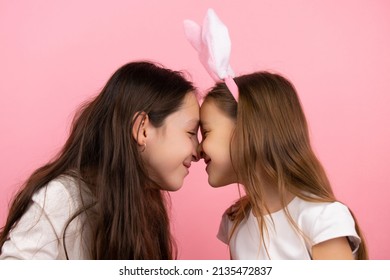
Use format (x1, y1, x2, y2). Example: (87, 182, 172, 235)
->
(186, 119, 200, 127)
(200, 120, 208, 127)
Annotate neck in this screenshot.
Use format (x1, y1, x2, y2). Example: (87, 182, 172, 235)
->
(261, 180, 295, 214)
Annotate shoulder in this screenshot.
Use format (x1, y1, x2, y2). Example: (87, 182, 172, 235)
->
(217, 203, 242, 244)
(293, 198, 353, 226)
(217, 209, 232, 244)
(217, 198, 252, 244)
(293, 198, 360, 251)
(293, 198, 354, 230)
(32, 175, 88, 216)
(0, 176, 84, 259)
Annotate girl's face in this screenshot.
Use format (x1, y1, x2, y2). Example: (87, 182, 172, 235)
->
(142, 92, 200, 191)
(200, 100, 237, 187)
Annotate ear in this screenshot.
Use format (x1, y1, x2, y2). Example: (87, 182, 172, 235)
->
(132, 112, 149, 146)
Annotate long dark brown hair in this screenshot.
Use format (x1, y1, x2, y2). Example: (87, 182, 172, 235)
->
(0, 61, 195, 259)
(204, 71, 368, 259)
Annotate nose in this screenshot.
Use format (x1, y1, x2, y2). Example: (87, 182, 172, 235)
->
(191, 139, 200, 162)
(197, 143, 205, 159)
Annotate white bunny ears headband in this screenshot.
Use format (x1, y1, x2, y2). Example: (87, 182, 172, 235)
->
(184, 9, 239, 102)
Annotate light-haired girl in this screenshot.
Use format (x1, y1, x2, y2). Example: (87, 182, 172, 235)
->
(200, 72, 367, 259)
(0, 61, 200, 259)
(184, 9, 368, 259)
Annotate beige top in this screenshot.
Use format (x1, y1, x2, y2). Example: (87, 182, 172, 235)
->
(0, 176, 93, 259)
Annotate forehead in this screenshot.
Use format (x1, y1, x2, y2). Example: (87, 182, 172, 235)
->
(165, 92, 199, 126)
(200, 100, 230, 126)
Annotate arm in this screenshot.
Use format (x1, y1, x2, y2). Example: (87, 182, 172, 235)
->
(312, 237, 354, 260)
(308, 202, 360, 260)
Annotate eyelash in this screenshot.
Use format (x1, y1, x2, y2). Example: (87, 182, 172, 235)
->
(188, 131, 197, 137)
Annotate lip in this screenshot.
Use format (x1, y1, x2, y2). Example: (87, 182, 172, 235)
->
(204, 158, 211, 173)
(183, 162, 191, 169)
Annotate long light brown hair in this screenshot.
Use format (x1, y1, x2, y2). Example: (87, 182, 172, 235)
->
(205, 71, 368, 259)
(0, 61, 195, 259)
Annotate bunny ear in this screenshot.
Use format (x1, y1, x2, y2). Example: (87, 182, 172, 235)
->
(183, 20, 202, 52)
(184, 8, 239, 101)
(184, 18, 218, 81)
(202, 9, 234, 80)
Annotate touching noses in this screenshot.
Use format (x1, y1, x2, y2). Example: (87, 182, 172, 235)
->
(195, 141, 206, 161)
(191, 137, 200, 162)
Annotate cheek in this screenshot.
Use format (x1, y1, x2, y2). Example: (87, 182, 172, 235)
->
(157, 138, 193, 174)
(172, 135, 193, 154)
(202, 134, 216, 151)
(201, 138, 212, 156)
(203, 135, 228, 158)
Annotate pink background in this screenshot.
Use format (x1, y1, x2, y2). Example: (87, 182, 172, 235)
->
(1, 1, 389, 259)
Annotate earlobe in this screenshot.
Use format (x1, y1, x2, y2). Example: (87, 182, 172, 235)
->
(132, 112, 149, 146)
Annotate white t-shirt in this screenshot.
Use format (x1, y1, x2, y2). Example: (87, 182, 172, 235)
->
(217, 197, 361, 259)
(0, 176, 93, 259)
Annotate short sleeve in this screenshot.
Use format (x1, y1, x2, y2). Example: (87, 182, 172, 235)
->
(217, 212, 230, 244)
(310, 202, 361, 254)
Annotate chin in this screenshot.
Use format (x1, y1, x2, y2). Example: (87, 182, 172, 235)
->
(161, 184, 182, 192)
(208, 178, 226, 188)
(208, 174, 237, 188)
(165, 179, 184, 192)
(155, 174, 184, 191)
(169, 186, 182, 192)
